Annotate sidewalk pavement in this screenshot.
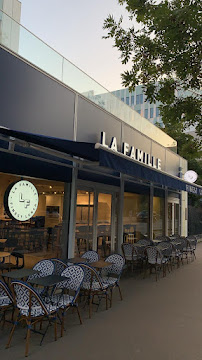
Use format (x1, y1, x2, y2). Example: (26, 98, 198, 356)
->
(1, 243, 202, 360)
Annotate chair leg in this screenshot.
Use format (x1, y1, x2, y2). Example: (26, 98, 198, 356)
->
(25, 321, 31, 357)
(75, 305, 82, 325)
(89, 295, 92, 319)
(105, 292, 108, 310)
(61, 311, 64, 337)
(117, 284, 123, 301)
(54, 315, 57, 341)
(110, 288, 113, 308)
(6, 321, 17, 348)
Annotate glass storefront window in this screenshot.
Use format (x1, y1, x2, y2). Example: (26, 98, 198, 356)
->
(123, 192, 150, 242)
(97, 193, 112, 258)
(75, 190, 94, 256)
(0, 173, 65, 267)
(153, 196, 165, 238)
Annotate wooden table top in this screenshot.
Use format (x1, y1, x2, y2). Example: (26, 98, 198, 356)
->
(66, 257, 87, 264)
(0, 251, 10, 258)
(91, 260, 113, 269)
(0, 239, 7, 243)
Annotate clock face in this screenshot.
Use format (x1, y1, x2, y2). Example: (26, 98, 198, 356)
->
(5, 180, 39, 221)
(184, 170, 198, 183)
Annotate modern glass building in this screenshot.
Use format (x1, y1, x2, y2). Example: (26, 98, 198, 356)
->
(111, 86, 163, 127)
(0, 8, 201, 266)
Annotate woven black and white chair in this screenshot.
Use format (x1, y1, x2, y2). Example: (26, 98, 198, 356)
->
(171, 239, 184, 267)
(51, 265, 84, 336)
(81, 250, 99, 263)
(101, 254, 125, 306)
(6, 280, 60, 357)
(28, 259, 55, 280)
(156, 241, 173, 270)
(186, 236, 197, 261)
(27, 259, 55, 296)
(0, 279, 14, 328)
(122, 243, 138, 272)
(79, 263, 110, 318)
(50, 258, 68, 275)
(145, 246, 169, 281)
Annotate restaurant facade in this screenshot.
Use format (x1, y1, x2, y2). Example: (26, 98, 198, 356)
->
(0, 9, 201, 265)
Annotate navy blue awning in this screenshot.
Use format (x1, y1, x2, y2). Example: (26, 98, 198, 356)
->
(0, 127, 99, 162)
(99, 149, 202, 196)
(0, 127, 201, 195)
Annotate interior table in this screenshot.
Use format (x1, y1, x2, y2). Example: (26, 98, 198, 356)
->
(0, 251, 10, 259)
(90, 260, 113, 269)
(0, 239, 7, 243)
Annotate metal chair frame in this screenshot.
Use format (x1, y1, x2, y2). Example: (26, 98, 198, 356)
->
(6, 280, 60, 357)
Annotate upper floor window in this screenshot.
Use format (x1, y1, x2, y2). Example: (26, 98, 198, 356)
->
(156, 107, 160, 117)
(144, 109, 148, 118)
(121, 97, 124, 102)
(131, 95, 134, 105)
(126, 97, 129, 105)
(140, 94, 143, 104)
(136, 94, 140, 104)
(150, 108, 154, 118)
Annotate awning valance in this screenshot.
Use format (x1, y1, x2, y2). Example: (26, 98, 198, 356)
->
(0, 127, 201, 195)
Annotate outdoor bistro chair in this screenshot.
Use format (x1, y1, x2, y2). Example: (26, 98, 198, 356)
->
(79, 263, 110, 318)
(28, 259, 55, 280)
(0, 279, 14, 327)
(156, 242, 173, 270)
(51, 265, 84, 337)
(101, 254, 125, 307)
(145, 246, 169, 281)
(122, 243, 136, 272)
(171, 239, 184, 267)
(28, 259, 55, 295)
(186, 236, 197, 260)
(50, 258, 68, 275)
(6, 280, 60, 357)
(136, 239, 153, 246)
(81, 250, 99, 263)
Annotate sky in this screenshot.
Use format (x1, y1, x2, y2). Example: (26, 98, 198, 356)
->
(19, 0, 134, 91)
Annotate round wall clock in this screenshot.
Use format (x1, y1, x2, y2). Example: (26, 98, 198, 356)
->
(4, 180, 39, 221)
(184, 170, 198, 183)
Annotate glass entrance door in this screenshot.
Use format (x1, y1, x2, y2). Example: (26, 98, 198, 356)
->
(168, 202, 179, 236)
(97, 193, 112, 258)
(75, 190, 94, 256)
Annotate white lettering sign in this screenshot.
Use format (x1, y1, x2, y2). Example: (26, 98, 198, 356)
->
(101, 132, 162, 170)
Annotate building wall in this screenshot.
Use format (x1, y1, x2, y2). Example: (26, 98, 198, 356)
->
(0, 46, 186, 179)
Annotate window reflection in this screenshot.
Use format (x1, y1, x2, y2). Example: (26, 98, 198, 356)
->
(75, 190, 94, 256)
(0, 173, 64, 267)
(123, 192, 149, 242)
(153, 196, 165, 237)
